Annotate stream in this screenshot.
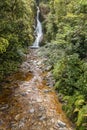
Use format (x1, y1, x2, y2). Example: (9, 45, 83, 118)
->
(0, 49, 74, 130)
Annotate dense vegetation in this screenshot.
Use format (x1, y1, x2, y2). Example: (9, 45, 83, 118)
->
(40, 0, 87, 129)
(0, 0, 35, 81)
(0, 0, 87, 129)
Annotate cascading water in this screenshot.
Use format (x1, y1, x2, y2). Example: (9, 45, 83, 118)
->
(32, 6, 43, 48)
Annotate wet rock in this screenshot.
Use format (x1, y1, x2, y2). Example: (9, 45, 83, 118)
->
(56, 120, 66, 128)
(29, 108, 35, 113)
(21, 92, 27, 96)
(36, 98, 43, 103)
(0, 49, 73, 130)
(15, 114, 21, 121)
(45, 65, 52, 71)
(11, 123, 18, 130)
(47, 72, 52, 77)
(51, 118, 55, 123)
(39, 106, 45, 111)
(39, 115, 47, 121)
(0, 104, 9, 111)
(19, 121, 25, 128)
(37, 61, 42, 66)
(27, 89, 32, 93)
(38, 113, 43, 118)
(45, 72, 55, 87)
(46, 80, 55, 87)
(43, 89, 52, 93)
(58, 93, 64, 103)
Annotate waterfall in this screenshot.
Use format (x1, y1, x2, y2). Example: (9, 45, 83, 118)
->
(32, 6, 43, 48)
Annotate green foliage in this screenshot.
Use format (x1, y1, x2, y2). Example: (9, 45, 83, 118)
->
(45, 0, 87, 58)
(77, 105, 87, 129)
(62, 93, 87, 128)
(53, 54, 83, 95)
(0, 37, 9, 53)
(42, 0, 87, 129)
(53, 51, 87, 129)
(0, 0, 35, 81)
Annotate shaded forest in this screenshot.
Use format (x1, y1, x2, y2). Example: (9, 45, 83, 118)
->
(0, 0, 87, 129)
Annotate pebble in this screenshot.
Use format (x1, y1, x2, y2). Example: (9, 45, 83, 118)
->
(0, 104, 9, 111)
(51, 118, 55, 123)
(29, 108, 35, 113)
(21, 93, 27, 96)
(15, 114, 21, 121)
(39, 106, 45, 111)
(27, 90, 32, 93)
(57, 120, 66, 128)
(19, 121, 25, 128)
(43, 89, 51, 93)
(37, 61, 42, 66)
(38, 113, 42, 118)
(37, 98, 42, 103)
(45, 65, 52, 71)
(39, 115, 47, 121)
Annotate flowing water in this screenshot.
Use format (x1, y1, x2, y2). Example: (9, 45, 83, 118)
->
(33, 7, 43, 48)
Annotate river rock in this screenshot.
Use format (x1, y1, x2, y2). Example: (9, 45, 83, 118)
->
(29, 108, 35, 113)
(39, 115, 47, 121)
(21, 92, 27, 97)
(0, 104, 9, 111)
(19, 121, 25, 128)
(51, 118, 55, 123)
(37, 61, 42, 66)
(36, 98, 42, 103)
(45, 65, 52, 71)
(56, 120, 66, 128)
(43, 89, 51, 93)
(27, 89, 32, 93)
(11, 123, 18, 130)
(15, 114, 21, 121)
(39, 106, 45, 111)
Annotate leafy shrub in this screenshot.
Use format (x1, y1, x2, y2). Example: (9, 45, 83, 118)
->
(43, 1, 87, 128)
(53, 54, 83, 95)
(0, 37, 9, 53)
(0, 0, 35, 81)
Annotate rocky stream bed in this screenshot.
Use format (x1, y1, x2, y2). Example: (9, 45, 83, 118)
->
(0, 49, 74, 130)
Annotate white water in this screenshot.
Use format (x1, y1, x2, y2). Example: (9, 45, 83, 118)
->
(33, 7, 43, 48)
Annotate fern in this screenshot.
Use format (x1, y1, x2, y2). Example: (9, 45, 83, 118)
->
(74, 95, 85, 110)
(77, 105, 87, 128)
